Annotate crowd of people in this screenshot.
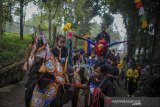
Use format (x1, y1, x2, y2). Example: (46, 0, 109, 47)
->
(22, 27, 149, 107)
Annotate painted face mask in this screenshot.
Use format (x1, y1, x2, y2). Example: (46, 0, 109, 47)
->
(36, 36, 44, 48)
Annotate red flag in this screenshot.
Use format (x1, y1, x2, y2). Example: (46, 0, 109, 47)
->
(136, 2, 143, 9)
(67, 32, 73, 39)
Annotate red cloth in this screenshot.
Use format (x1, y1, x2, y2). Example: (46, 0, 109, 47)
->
(95, 38, 107, 56)
(136, 2, 143, 9)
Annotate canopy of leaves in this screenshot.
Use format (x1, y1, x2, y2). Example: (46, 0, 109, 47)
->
(25, 13, 48, 30)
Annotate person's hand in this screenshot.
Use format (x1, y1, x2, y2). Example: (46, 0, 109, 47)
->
(64, 83, 74, 87)
(73, 65, 76, 69)
(76, 67, 80, 72)
(59, 57, 62, 61)
(96, 87, 101, 92)
(104, 96, 112, 105)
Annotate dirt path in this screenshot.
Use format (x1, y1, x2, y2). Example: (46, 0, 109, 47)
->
(0, 81, 128, 107)
(0, 82, 76, 107)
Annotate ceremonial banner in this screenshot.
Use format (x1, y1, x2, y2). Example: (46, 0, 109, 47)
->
(136, 2, 143, 9)
(83, 34, 91, 55)
(139, 7, 145, 15)
(141, 20, 148, 28)
(140, 15, 147, 22)
(134, 0, 148, 28)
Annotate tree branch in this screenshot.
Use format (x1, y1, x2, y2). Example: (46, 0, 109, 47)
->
(50, 0, 61, 20)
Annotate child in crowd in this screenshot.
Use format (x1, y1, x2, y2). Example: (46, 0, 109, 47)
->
(70, 62, 113, 107)
(51, 35, 68, 66)
(87, 49, 98, 67)
(86, 62, 113, 107)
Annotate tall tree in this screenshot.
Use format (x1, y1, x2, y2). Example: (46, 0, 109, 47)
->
(13, 0, 33, 40)
(0, 1, 3, 38)
(19, 0, 24, 40)
(0, 0, 14, 39)
(42, 0, 63, 41)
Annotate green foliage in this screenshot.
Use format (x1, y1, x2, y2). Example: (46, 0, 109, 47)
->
(90, 23, 101, 37)
(25, 13, 48, 30)
(91, 23, 120, 41)
(0, 32, 32, 67)
(104, 0, 160, 97)
(102, 13, 114, 27)
(1, 0, 15, 22)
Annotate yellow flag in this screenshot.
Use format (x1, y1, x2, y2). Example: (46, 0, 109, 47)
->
(84, 41, 87, 54)
(66, 0, 72, 3)
(141, 20, 148, 28)
(135, 0, 141, 3)
(83, 34, 90, 39)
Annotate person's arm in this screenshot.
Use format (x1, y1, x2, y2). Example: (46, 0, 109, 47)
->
(116, 68, 120, 76)
(108, 34, 110, 44)
(74, 84, 89, 90)
(64, 47, 68, 59)
(51, 47, 58, 57)
(95, 33, 101, 42)
(126, 69, 131, 77)
(24, 45, 32, 62)
(87, 59, 91, 65)
(64, 83, 89, 90)
(106, 74, 118, 79)
(134, 70, 139, 80)
(106, 80, 114, 97)
(37, 44, 46, 51)
(59, 47, 68, 63)
(106, 32, 111, 44)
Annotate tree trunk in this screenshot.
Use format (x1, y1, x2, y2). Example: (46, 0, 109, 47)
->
(20, 0, 24, 40)
(73, 36, 77, 49)
(137, 45, 142, 61)
(52, 25, 57, 46)
(152, 18, 160, 72)
(33, 26, 36, 36)
(125, 1, 139, 61)
(151, 17, 160, 96)
(48, 8, 51, 41)
(0, 2, 3, 39)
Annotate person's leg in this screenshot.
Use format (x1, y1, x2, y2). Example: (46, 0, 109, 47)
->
(128, 81, 134, 96)
(130, 82, 135, 96)
(85, 91, 91, 107)
(124, 77, 127, 89)
(23, 66, 33, 87)
(113, 83, 116, 96)
(121, 71, 124, 81)
(127, 81, 131, 96)
(24, 71, 34, 107)
(25, 85, 35, 107)
(135, 81, 138, 91)
(50, 86, 62, 107)
(71, 89, 79, 107)
(25, 73, 38, 107)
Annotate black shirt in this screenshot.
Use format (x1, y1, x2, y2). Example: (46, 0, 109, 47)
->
(87, 76, 113, 107)
(51, 46, 68, 65)
(95, 32, 111, 44)
(108, 65, 119, 83)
